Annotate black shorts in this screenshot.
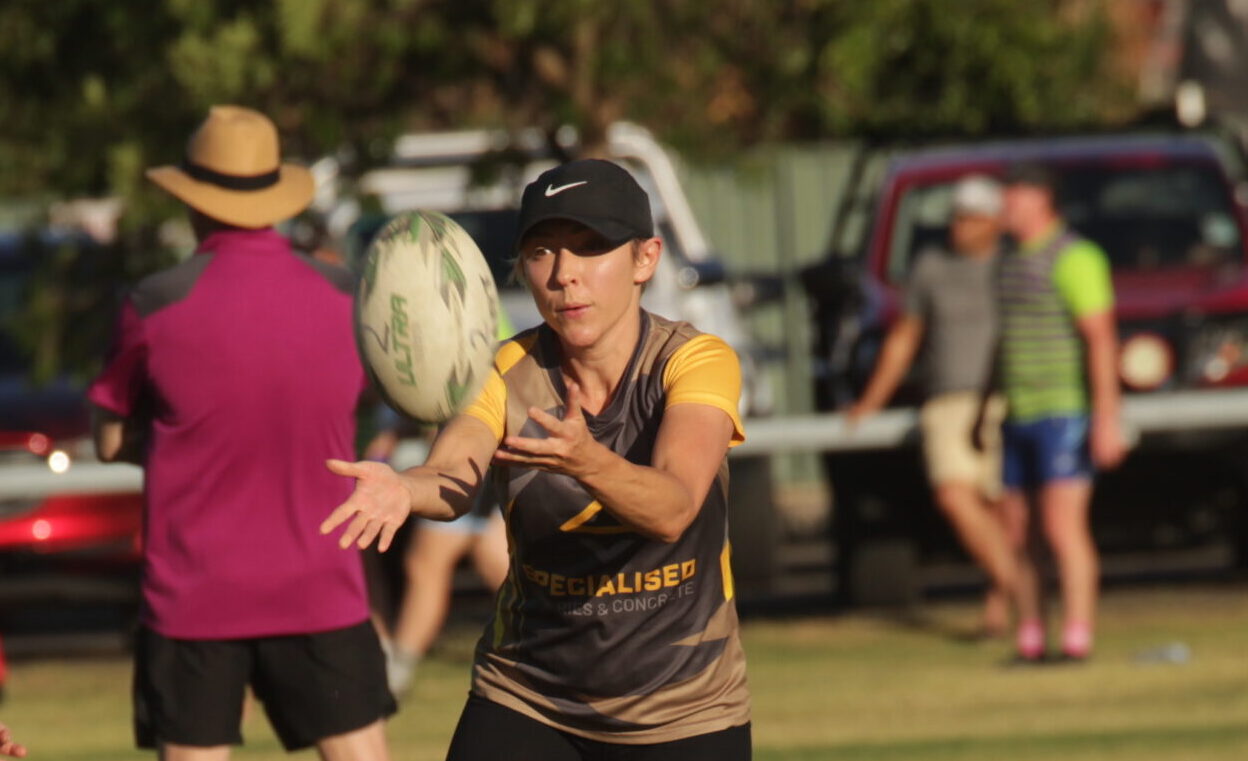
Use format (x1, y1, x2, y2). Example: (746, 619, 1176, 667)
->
(133, 621, 396, 751)
(445, 694, 751, 761)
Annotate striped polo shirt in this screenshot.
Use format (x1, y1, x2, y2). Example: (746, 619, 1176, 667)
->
(998, 224, 1114, 422)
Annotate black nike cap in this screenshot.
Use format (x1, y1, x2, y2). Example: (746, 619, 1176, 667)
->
(516, 159, 654, 249)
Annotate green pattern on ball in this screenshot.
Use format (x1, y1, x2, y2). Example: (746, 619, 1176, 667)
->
(405, 212, 424, 242)
(423, 210, 451, 242)
(441, 248, 467, 306)
(445, 366, 473, 409)
(354, 208, 499, 424)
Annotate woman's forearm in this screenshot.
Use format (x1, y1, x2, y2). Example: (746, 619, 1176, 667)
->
(855, 316, 923, 411)
(406, 415, 501, 520)
(395, 465, 467, 521)
(575, 442, 697, 543)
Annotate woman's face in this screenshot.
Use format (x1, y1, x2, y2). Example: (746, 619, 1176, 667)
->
(519, 220, 660, 350)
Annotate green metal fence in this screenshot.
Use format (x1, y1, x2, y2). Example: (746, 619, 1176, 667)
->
(676, 143, 869, 484)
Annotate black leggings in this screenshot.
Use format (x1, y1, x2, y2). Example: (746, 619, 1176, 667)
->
(445, 694, 751, 761)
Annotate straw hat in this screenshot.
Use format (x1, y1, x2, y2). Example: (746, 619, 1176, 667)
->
(146, 105, 314, 229)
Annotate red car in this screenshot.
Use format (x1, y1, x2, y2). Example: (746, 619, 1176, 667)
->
(0, 428, 142, 685)
(0, 430, 142, 562)
(1, 231, 145, 575)
(1, 237, 145, 671)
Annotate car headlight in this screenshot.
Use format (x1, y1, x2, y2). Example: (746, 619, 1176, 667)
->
(47, 449, 71, 474)
(1119, 333, 1174, 390)
(1189, 320, 1248, 384)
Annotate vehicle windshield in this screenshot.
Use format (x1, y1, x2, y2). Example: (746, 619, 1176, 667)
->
(888, 161, 1243, 282)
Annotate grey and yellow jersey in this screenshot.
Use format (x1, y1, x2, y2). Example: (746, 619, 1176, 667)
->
(462, 310, 750, 743)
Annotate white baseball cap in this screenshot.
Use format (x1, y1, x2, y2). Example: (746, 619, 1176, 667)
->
(952, 174, 1003, 217)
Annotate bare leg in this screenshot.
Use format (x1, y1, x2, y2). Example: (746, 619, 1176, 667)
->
(160, 745, 231, 761)
(998, 488, 1046, 657)
(469, 513, 510, 592)
(1040, 479, 1098, 655)
(981, 495, 1013, 635)
(316, 720, 389, 761)
(932, 483, 1017, 620)
(359, 547, 397, 668)
(996, 490, 1042, 622)
(392, 525, 476, 660)
(980, 586, 1010, 636)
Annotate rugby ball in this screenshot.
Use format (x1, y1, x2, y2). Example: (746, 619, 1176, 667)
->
(354, 210, 501, 424)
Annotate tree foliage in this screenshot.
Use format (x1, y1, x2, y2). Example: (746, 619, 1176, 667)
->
(0, 0, 1131, 202)
(0, 0, 1132, 384)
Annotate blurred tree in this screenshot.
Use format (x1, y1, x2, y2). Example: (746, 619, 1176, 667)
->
(0, 0, 1132, 201)
(0, 0, 1131, 383)
(464, 0, 1131, 153)
(2, 233, 136, 386)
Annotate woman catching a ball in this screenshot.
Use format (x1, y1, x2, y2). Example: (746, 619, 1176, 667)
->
(323, 159, 751, 760)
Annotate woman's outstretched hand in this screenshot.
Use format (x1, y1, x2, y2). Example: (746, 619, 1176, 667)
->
(321, 459, 416, 552)
(494, 382, 604, 477)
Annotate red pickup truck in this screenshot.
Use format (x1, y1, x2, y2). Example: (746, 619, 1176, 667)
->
(805, 131, 1248, 603)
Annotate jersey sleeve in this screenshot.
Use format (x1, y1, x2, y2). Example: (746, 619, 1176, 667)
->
(1054, 241, 1114, 318)
(661, 334, 746, 447)
(86, 298, 148, 417)
(461, 367, 506, 444)
(461, 338, 532, 444)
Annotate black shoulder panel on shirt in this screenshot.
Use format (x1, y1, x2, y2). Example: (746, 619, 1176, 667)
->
(129, 254, 215, 318)
(295, 252, 356, 295)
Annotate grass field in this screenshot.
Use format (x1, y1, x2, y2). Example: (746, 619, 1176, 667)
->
(3, 582, 1245, 760)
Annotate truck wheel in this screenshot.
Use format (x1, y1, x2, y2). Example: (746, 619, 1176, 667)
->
(832, 487, 919, 607)
(1234, 491, 1248, 571)
(849, 537, 919, 606)
(727, 454, 778, 597)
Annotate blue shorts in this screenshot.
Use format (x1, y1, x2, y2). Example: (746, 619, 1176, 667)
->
(1002, 415, 1093, 490)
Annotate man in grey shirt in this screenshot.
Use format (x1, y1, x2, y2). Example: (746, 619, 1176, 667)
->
(849, 175, 1017, 635)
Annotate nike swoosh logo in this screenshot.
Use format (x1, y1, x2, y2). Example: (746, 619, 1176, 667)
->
(545, 181, 588, 197)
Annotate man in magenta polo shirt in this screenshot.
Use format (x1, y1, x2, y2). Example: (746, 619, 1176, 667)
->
(89, 106, 394, 760)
